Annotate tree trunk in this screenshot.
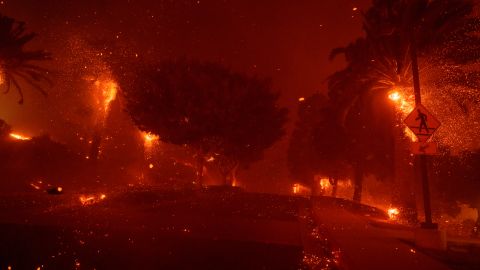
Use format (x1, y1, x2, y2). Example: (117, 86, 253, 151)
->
(230, 163, 239, 186)
(352, 164, 363, 203)
(196, 153, 204, 186)
(89, 130, 102, 162)
(311, 179, 319, 198)
(331, 178, 338, 198)
(473, 207, 480, 237)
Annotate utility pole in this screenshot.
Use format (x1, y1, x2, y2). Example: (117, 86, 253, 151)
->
(410, 28, 436, 229)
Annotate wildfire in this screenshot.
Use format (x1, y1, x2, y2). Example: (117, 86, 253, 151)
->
(79, 193, 107, 206)
(319, 178, 331, 189)
(388, 91, 401, 101)
(292, 183, 310, 195)
(95, 79, 118, 113)
(293, 183, 299, 194)
(388, 90, 417, 142)
(9, 132, 31, 141)
(143, 132, 159, 144)
(388, 90, 414, 115)
(387, 207, 400, 220)
(30, 182, 41, 190)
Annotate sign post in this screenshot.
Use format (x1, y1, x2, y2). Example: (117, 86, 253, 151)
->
(404, 104, 441, 228)
(408, 30, 440, 229)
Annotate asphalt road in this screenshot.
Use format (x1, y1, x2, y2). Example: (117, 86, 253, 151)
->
(0, 188, 306, 270)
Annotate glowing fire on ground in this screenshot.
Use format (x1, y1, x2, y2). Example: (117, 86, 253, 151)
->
(9, 132, 32, 141)
(79, 193, 107, 206)
(387, 207, 400, 220)
(292, 183, 310, 195)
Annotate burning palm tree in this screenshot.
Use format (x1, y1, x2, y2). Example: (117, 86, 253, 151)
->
(0, 14, 51, 104)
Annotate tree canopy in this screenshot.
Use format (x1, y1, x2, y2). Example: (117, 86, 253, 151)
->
(120, 59, 287, 183)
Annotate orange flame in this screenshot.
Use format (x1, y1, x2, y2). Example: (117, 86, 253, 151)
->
(387, 207, 400, 220)
(9, 132, 31, 141)
(388, 90, 417, 142)
(91, 78, 118, 117)
(79, 193, 107, 206)
(143, 132, 159, 144)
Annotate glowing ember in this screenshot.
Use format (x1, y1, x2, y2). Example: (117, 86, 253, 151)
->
(9, 132, 31, 141)
(387, 207, 400, 220)
(30, 183, 41, 190)
(293, 183, 299, 194)
(298, 97, 305, 102)
(148, 163, 154, 169)
(319, 178, 331, 189)
(57, 187, 63, 192)
(79, 193, 107, 206)
(142, 131, 159, 150)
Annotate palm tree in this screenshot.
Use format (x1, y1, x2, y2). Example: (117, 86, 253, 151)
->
(327, 0, 478, 204)
(0, 14, 50, 104)
(329, 0, 477, 120)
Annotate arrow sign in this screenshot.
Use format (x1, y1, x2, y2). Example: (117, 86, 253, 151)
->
(404, 104, 440, 142)
(411, 142, 438, 155)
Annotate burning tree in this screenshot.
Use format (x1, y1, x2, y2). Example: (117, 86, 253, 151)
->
(0, 14, 51, 104)
(120, 59, 287, 185)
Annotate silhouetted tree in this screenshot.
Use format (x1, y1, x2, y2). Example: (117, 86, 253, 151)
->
(0, 14, 51, 104)
(0, 119, 10, 138)
(327, 0, 478, 204)
(288, 94, 350, 196)
(120, 59, 287, 185)
(329, 0, 477, 115)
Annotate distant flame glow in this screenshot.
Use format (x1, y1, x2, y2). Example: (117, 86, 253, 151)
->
(142, 131, 159, 147)
(9, 132, 31, 141)
(79, 193, 107, 206)
(96, 79, 118, 113)
(319, 178, 331, 189)
(293, 184, 299, 194)
(388, 91, 401, 101)
(387, 207, 400, 220)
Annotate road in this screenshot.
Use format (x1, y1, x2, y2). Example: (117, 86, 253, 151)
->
(0, 188, 307, 270)
(2, 188, 478, 269)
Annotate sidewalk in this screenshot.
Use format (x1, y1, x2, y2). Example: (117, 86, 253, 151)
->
(312, 197, 452, 270)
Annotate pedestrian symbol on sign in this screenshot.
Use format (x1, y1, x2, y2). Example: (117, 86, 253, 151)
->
(404, 104, 440, 142)
(416, 109, 428, 133)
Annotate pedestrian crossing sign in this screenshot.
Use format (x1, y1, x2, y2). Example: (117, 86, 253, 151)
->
(404, 104, 440, 143)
